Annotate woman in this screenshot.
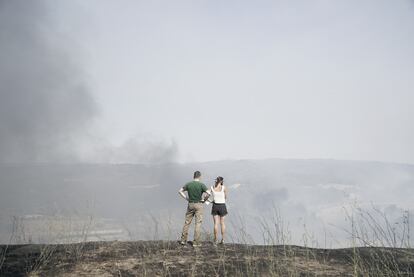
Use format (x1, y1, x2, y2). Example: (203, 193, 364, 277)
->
(209, 176, 228, 245)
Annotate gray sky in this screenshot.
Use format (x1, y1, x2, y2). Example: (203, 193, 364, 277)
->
(2, 0, 414, 164)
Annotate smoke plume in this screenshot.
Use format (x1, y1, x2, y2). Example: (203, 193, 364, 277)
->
(0, 1, 97, 163)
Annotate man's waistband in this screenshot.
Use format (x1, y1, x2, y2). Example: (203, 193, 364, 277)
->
(189, 201, 203, 203)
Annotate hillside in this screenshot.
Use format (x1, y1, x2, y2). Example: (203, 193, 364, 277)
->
(1, 241, 414, 276)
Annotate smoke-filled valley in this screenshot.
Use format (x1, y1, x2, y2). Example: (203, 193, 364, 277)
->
(1, 159, 413, 248)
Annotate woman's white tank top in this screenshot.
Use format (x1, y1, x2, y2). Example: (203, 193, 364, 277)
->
(211, 185, 226, 204)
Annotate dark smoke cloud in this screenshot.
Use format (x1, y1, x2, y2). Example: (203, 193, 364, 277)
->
(0, 1, 97, 163)
(0, 1, 179, 164)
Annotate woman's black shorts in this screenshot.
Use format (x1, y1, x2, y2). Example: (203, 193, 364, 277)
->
(211, 203, 228, 217)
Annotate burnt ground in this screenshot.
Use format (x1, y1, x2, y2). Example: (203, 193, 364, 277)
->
(1, 241, 414, 276)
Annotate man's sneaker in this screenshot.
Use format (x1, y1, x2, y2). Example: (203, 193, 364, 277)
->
(179, 241, 186, 246)
(219, 240, 225, 245)
(212, 240, 218, 247)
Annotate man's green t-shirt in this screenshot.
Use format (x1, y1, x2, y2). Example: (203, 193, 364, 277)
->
(183, 181, 208, 203)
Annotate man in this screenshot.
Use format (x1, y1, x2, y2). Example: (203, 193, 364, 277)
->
(179, 170, 210, 246)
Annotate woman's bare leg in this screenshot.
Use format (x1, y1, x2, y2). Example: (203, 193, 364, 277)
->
(213, 215, 220, 242)
(220, 216, 226, 242)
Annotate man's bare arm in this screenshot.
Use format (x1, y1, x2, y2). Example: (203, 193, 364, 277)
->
(179, 187, 188, 201)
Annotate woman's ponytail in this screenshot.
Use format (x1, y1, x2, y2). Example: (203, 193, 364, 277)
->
(214, 176, 224, 188)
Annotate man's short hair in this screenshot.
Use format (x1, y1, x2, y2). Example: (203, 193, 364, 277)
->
(193, 171, 201, 179)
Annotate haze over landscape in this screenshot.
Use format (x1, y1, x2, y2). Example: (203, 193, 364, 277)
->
(0, 0, 414, 249)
